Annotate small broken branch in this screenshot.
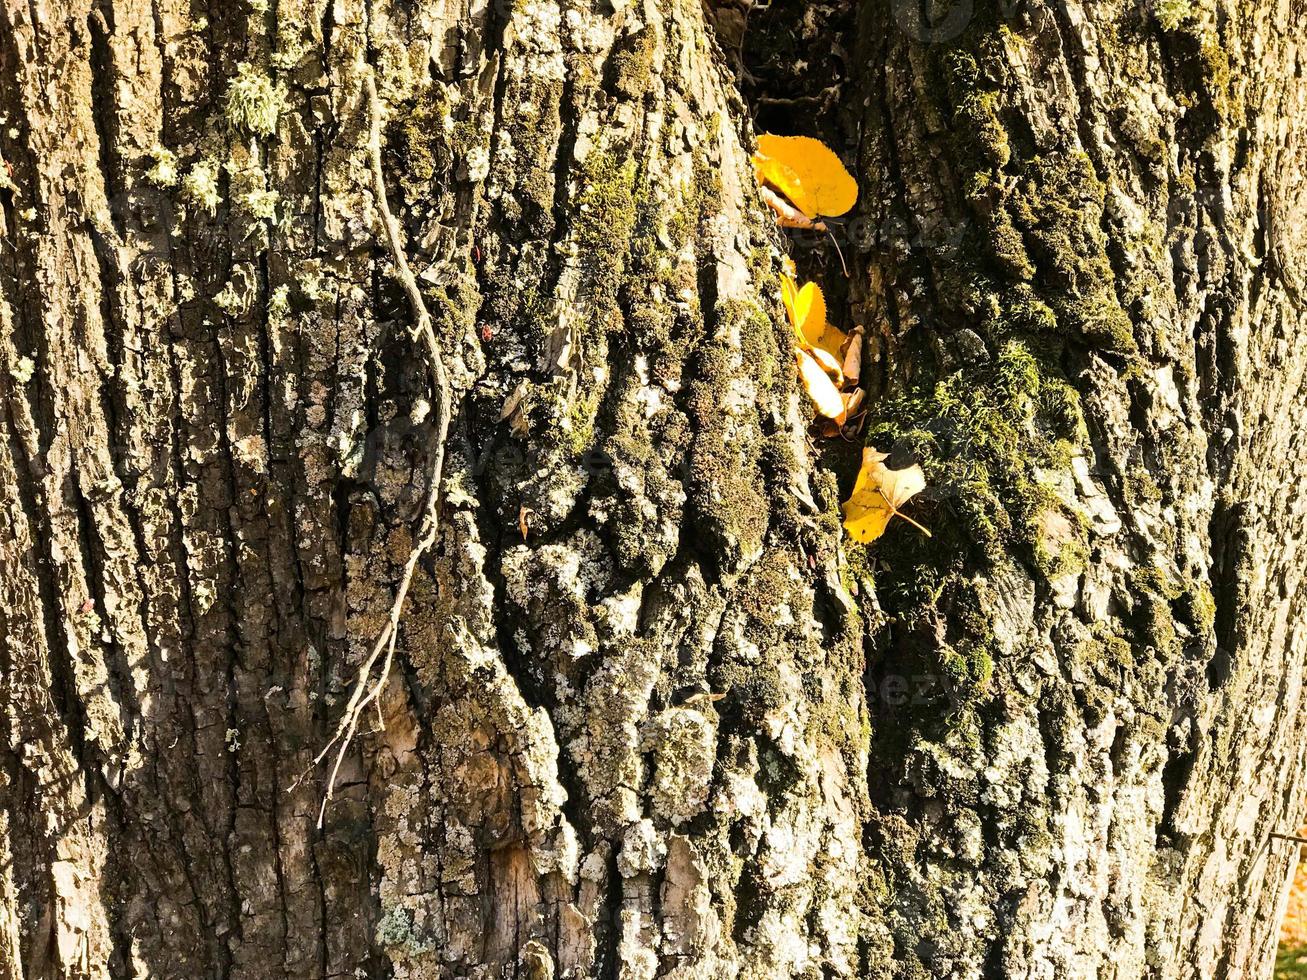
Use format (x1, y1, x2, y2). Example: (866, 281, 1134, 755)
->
(304, 68, 454, 827)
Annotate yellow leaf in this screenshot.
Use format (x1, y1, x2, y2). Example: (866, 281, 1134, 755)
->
(752, 134, 859, 220)
(782, 275, 824, 339)
(782, 275, 848, 368)
(808, 346, 844, 379)
(842, 449, 931, 543)
(796, 349, 846, 421)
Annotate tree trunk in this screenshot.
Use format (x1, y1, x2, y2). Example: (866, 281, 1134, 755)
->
(0, 0, 1303, 977)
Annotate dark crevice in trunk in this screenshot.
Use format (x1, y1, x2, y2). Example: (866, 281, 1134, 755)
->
(86, 5, 127, 238)
(1206, 499, 1248, 690)
(209, 322, 246, 980)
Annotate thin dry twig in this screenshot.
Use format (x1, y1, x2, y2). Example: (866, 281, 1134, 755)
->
(302, 68, 453, 827)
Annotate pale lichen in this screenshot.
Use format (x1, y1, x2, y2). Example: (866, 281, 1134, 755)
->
(374, 904, 438, 957)
(267, 284, 291, 325)
(143, 145, 179, 188)
(1154, 0, 1194, 30)
(181, 161, 221, 213)
(243, 187, 279, 221)
(10, 355, 35, 384)
(224, 62, 286, 137)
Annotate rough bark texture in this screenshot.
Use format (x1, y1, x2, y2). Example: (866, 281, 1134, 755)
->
(0, 0, 1303, 978)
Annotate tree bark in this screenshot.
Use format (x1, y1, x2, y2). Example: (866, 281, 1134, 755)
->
(0, 0, 1303, 978)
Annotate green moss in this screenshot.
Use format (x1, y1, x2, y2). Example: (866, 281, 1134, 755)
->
(660, 156, 719, 281)
(574, 151, 640, 304)
(985, 212, 1035, 281)
(1179, 581, 1216, 635)
(1194, 30, 1234, 120)
(993, 339, 1039, 403)
(683, 302, 773, 573)
(734, 553, 794, 630)
(979, 285, 1057, 337)
(851, 332, 1095, 752)
(1160, 18, 1236, 126)
(941, 642, 993, 694)
(1072, 626, 1139, 724)
(738, 303, 780, 397)
(953, 90, 1010, 169)
(1132, 566, 1182, 601)
(1126, 466, 1163, 504)
(863, 341, 1081, 573)
(527, 148, 690, 471)
(933, 40, 1137, 358)
(729, 657, 787, 730)
(1129, 568, 1182, 657)
(1008, 153, 1135, 353)
(564, 387, 600, 456)
(1026, 491, 1090, 580)
(480, 259, 548, 353)
(392, 85, 450, 187)
(1039, 378, 1087, 442)
(611, 29, 656, 100)
(490, 80, 563, 230)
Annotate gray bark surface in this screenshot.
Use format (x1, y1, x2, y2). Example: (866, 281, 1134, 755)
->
(0, 0, 1303, 978)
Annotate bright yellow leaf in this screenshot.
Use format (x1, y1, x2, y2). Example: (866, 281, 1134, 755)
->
(781, 275, 825, 341)
(842, 449, 931, 543)
(808, 345, 844, 378)
(752, 134, 859, 220)
(796, 349, 846, 421)
(782, 274, 847, 369)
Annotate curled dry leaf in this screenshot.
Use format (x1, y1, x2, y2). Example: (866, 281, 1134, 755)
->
(500, 380, 528, 420)
(760, 185, 827, 231)
(842, 448, 931, 543)
(842, 325, 864, 384)
(782, 271, 860, 426)
(752, 134, 859, 221)
(842, 387, 865, 419)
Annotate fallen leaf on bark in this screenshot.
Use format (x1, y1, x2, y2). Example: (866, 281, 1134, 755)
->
(841, 325, 864, 384)
(782, 274, 847, 373)
(796, 349, 847, 421)
(500, 380, 528, 420)
(752, 134, 858, 221)
(842, 448, 931, 543)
